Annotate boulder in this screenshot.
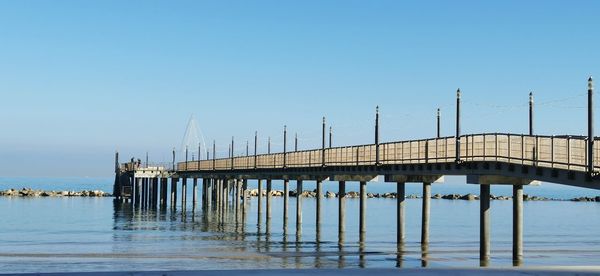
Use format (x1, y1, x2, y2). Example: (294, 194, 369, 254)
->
(442, 194, 460, 200)
(346, 191, 360, 198)
(460, 194, 478, 200)
(301, 191, 315, 197)
(382, 193, 396, 198)
(572, 197, 594, 202)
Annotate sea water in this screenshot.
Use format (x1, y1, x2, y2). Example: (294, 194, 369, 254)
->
(0, 176, 599, 273)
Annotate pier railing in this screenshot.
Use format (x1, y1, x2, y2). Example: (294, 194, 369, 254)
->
(174, 133, 598, 173)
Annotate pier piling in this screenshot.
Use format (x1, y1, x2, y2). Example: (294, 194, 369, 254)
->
(513, 184, 523, 264)
(397, 182, 406, 246)
(421, 182, 431, 245)
(267, 179, 272, 221)
(236, 179, 242, 218)
(135, 178, 141, 208)
(480, 184, 491, 265)
(316, 179, 323, 240)
(152, 178, 158, 208)
(296, 180, 303, 237)
(283, 179, 289, 230)
(141, 178, 147, 208)
(338, 181, 346, 245)
(193, 178, 198, 209)
(161, 178, 167, 208)
(359, 181, 367, 243)
(182, 178, 187, 210)
(258, 179, 263, 226)
(170, 178, 177, 209)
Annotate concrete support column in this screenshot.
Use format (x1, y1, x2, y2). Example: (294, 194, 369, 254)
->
(513, 184, 523, 264)
(158, 178, 164, 207)
(152, 178, 159, 208)
(316, 179, 323, 234)
(257, 179, 263, 225)
(219, 179, 224, 212)
(203, 178, 208, 209)
(219, 179, 225, 213)
(242, 179, 248, 218)
(296, 180, 303, 236)
(235, 179, 241, 217)
(171, 178, 178, 209)
(182, 178, 187, 210)
(148, 178, 152, 208)
(338, 181, 346, 244)
(218, 179, 223, 211)
(397, 182, 406, 245)
(421, 182, 431, 245)
(147, 178, 152, 208)
(205, 179, 210, 209)
(266, 179, 272, 220)
(141, 178, 147, 208)
(193, 178, 198, 209)
(146, 178, 151, 208)
(223, 179, 229, 213)
(149, 178, 154, 208)
(135, 178, 141, 208)
(283, 179, 289, 229)
(214, 179, 219, 210)
(359, 181, 367, 242)
(480, 184, 491, 264)
(266, 179, 272, 234)
(210, 178, 215, 209)
(161, 178, 167, 208)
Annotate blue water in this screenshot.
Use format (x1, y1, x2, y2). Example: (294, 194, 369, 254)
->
(0, 177, 599, 273)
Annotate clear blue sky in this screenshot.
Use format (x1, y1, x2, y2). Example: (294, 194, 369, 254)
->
(0, 0, 598, 177)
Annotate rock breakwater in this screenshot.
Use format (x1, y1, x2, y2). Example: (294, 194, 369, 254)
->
(245, 189, 599, 202)
(0, 188, 110, 197)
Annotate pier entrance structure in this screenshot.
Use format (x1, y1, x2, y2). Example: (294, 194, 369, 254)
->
(116, 78, 599, 266)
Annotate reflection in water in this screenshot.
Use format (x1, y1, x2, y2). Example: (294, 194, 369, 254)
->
(359, 242, 366, 268)
(113, 197, 395, 270)
(109, 195, 592, 271)
(421, 244, 429, 268)
(512, 258, 523, 267)
(396, 243, 404, 268)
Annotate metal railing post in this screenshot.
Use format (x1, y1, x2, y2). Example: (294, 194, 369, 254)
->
(588, 77, 594, 176)
(456, 89, 461, 163)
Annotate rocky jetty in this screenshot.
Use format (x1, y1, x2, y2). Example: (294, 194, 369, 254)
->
(241, 189, 598, 202)
(0, 188, 110, 197)
(1, 187, 597, 202)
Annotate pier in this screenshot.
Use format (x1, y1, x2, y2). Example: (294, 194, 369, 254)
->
(114, 78, 599, 266)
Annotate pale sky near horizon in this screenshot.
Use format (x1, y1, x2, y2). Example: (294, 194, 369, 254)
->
(0, 0, 598, 177)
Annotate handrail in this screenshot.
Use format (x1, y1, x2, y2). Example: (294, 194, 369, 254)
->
(169, 133, 597, 172)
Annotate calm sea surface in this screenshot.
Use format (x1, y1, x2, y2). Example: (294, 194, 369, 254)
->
(0, 176, 599, 273)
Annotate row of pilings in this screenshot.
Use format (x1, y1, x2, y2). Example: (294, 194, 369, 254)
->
(122, 175, 526, 267)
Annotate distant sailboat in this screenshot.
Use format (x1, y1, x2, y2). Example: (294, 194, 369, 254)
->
(180, 114, 207, 161)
